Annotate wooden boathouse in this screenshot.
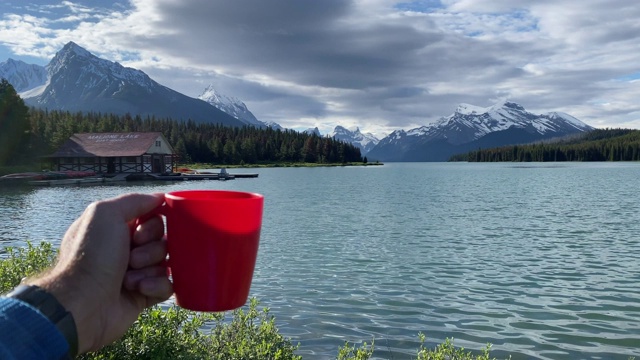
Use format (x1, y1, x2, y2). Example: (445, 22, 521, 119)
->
(48, 132, 176, 174)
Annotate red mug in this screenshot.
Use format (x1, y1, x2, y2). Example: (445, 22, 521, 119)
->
(162, 190, 264, 312)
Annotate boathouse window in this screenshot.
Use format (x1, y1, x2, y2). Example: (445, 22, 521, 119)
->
(155, 141, 161, 147)
(125, 157, 137, 163)
(143, 155, 151, 163)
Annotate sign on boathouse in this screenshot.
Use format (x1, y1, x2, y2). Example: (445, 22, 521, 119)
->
(49, 132, 176, 173)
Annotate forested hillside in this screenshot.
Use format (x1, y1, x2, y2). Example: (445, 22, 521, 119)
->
(0, 79, 30, 166)
(22, 108, 363, 165)
(450, 129, 640, 162)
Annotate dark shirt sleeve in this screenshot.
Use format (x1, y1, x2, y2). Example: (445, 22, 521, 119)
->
(0, 297, 70, 360)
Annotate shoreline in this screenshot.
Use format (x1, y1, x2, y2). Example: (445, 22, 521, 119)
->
(179, 161, 384, 169)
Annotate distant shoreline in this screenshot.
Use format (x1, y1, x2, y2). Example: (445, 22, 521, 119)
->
(0, 161, 384, 177)
(180, 162, 384, 169)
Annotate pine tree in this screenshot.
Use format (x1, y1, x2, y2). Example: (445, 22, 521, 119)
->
(0, 79, 30, 165)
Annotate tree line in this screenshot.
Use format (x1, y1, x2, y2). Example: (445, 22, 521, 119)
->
(0, 79, 30, 166)
(450, 129, 640, 162)
(1, 80, 363, 166)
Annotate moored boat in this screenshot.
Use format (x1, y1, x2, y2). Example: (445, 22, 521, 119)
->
(0, 171, 98, 185)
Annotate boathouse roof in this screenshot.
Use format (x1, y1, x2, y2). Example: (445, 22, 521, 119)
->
(49, 132, 174, 157)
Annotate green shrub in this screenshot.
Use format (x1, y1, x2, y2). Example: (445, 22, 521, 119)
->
(336, 334, 499, 360)
(0, 241, 57, 292)
(416, 333, 496, 360)
(205, 298, 302, 360)
(80, 306, 216, 360)
(79, 298, 302, 359)
(337, 340, 374, 360)
(0, 241, 300, 359)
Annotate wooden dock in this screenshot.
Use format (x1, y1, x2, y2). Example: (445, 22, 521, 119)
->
(28, 173, 131, 186)
(148, 172, 258, 181)
(1, 170, 257, 186)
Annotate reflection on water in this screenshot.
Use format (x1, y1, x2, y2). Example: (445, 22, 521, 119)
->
(2, 163, 640, 359)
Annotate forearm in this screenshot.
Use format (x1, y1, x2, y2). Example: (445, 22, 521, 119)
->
(0, 296, 70, 359)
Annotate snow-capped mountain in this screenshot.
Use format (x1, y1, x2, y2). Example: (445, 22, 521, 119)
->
(19, 42, 244, 127)
(262, 120, 284, 131)
(331, 126, 379, 155)
(367, 101, 593, 162)
(198, 85, 278, 128)
(0, 59, 47, 93)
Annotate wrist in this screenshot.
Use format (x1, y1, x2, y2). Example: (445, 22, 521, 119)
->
(6, 284, 78, 357)
(28, 273, 97, 355)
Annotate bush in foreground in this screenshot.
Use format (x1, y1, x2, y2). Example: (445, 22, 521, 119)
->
(1, 242, 509, 359)
(0, 242, 301, 359)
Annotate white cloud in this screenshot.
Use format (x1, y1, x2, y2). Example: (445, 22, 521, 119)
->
(1, 0, 639, 135)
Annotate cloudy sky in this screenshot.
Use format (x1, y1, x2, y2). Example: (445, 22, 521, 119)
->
(1, 0, 639, 137)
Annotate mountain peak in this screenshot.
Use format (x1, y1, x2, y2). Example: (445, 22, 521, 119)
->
(304, 127, 321, 136)
(455, 103, 486, 115)
(455, 100, 525, 116)
(60, 41, 92, 58)
(334, 125, 362, 134)
(47, 41, 99, 76)
(17, 42, 244, 127)
(331, 125, 379, 155)
(198, 84, 268, 128)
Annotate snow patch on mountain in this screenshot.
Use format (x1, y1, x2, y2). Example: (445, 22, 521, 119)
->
(455, 103, 486, 115)
(543, 111, 587, 129)
(23, 41, 160, 107)
(0, 59, 48, 93)
(19, 82, 49, 98)
(368, 100, 594, 162)
(331, 126, 380, 155)
(262, 121, 284, 130)
(14, 41, 244, 127)
(198, 85, 266, 128)
(403, 100, 593, 145)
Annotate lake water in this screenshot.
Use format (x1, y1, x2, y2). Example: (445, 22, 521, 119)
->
(1, 163, 639, 359)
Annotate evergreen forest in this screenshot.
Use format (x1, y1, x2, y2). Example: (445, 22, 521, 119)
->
(450, 129, 640, 162)
(0, 80, 363, 167)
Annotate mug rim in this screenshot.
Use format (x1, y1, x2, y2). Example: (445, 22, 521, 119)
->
(165, 189, 263, 201)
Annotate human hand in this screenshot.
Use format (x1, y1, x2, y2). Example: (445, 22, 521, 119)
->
(29, 193, 173, 354)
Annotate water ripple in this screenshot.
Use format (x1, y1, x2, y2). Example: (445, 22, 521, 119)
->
(2, 164, 640, 359)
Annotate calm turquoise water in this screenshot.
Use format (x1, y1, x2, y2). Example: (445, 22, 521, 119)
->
(1, 163, 639, 359)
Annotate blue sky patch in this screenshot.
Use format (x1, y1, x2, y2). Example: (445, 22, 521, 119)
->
(616, 72, 640, 82)
(394, 0, 444, 13)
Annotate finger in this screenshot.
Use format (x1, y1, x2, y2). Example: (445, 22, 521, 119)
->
(123, 266, 167, 290)
(107, 193, 165, 222)
(129, 240, 167, 269)
(139, 277, 174, 303)
(132, 215, 164, 246)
